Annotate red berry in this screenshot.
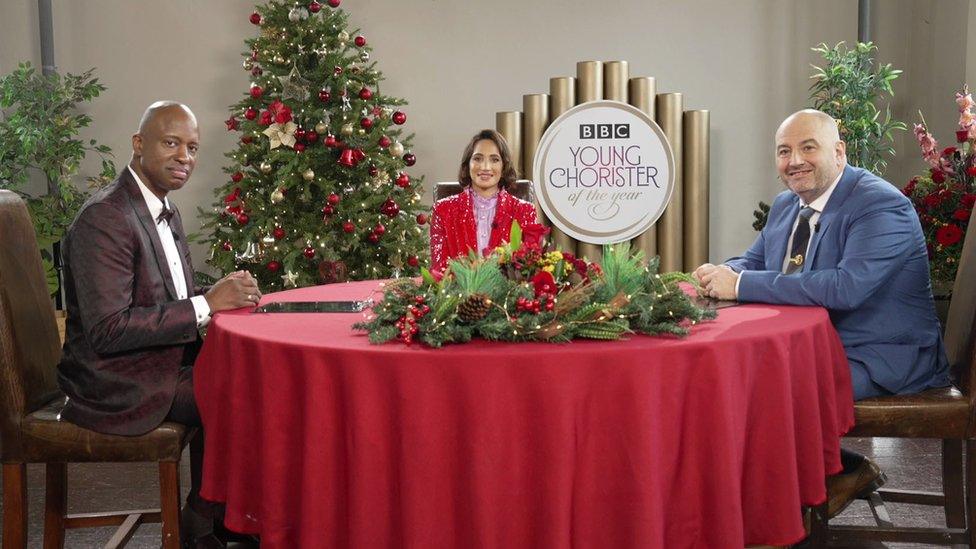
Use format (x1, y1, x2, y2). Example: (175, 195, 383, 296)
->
(328, 193, 340, 205)
(378, 136, 391, 148)
(416, 213, 428, 225)
(322, 205, 335, 216)
(249, 12, 261, 25)
(355, 35, 367, 47)
(342, 221, 355, 233)
(360, 117, 373, 130)
(403, 153, 416, 166)
(272, 226, 286, 240)
(308, 1, 322, 13)
(392, 111, 407, 125)
(250, 86, 263, 99)
(231, 172, 243, 182)
(244, 107, 258, 120)
(373, 223, 386, 235)
(318, 89, 331, 103)
(303, 246, 316, 258)
(221, 241, 232, 251)
(324, 134, 337, 147)
(327, 0, 340, 7)
(359, 87, 373, 100)
(267, 260, 281, 272)
(414, 295, 425, 304)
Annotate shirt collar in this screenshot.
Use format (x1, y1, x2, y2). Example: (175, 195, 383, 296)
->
(802, 169, 843, 213)
(467, 187, 499, 206)
(128, 165, 171, 223)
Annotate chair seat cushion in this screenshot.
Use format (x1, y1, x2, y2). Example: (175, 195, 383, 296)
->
(20, 398, 196, 463)
(846, 386, 969, 439)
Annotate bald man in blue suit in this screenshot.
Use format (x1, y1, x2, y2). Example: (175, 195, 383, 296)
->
(695, 110, 950, 518)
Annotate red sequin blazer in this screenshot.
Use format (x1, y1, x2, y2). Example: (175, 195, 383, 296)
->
(429, 188, 537, 272)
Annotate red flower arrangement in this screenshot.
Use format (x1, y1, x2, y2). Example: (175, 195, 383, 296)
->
(904, 86, 976, 282)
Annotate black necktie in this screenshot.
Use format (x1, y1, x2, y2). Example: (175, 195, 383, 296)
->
(785, 206, 815, 274)
(156, 205, 174, 225)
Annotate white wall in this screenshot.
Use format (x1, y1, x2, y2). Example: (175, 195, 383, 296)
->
(0, 0, 970, 268)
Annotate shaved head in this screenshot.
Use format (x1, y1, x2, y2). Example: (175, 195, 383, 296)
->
(137, 101, 197, 134)
(776, 109, 841, 143)
(130, 101, 200, 199)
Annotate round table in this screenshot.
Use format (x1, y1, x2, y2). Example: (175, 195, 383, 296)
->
(195, 280, 853, 549)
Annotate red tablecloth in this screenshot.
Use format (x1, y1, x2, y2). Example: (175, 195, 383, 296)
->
(195, 280, 853, 549)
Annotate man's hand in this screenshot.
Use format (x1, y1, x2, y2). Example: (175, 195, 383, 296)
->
(205, 271, 262, 312)
(693, 263, 739, 301)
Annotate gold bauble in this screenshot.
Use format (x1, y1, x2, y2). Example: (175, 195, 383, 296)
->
(337, 30, 350, 43)
(303, 169, 315, 181)
(273, 55, 286, 64)
(270, 188, 285, 203)
(243, 60, 254, 71)
(340, 123, 354, 136)
(390, 141, 405, 157)
(260, 161, 273, 174)
(357, 128, 366, 136)
(314, 122, 328, 134)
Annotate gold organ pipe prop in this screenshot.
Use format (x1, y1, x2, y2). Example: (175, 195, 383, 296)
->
(655, 93, 683, 273)
(547, 77, 576, 251)
(522, 94, 549, 223)
(495, 111, 522, 178)
(575, 61, 603, 262)
(683, 110, 710, 271)
(628, 76, 657, 259)
(603, 61, 629, 102)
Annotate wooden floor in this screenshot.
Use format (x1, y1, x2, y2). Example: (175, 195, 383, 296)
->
(0, 437, 959, 548)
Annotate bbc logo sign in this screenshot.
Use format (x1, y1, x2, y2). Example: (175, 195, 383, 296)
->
(579, 123, 630, 139)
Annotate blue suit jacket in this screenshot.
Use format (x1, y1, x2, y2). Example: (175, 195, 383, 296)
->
(727, 165, 950, 394)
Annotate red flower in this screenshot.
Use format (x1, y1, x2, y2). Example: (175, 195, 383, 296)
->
(268, 100, 292, 124)
(967, 165, 976, 177)
(931, 169, 947, 183)
(963, 193, 976, 208)
(259, 110, 273, 126)
(943, 146, 958, 157)
(902, 179, 917, 196)
(955, 208, 973, 221)
(520, 223, 550, 249)
(924, 193, 944, 210)
(958, 130, 970, 143)
(936, 224, 964, 246)
(531, 270, 557, 297)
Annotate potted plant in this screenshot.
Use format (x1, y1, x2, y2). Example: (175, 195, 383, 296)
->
(753, 42, 906, 230)
(0, 62, 115, 299)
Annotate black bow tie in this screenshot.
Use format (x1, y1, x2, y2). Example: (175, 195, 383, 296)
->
(156, 206, 175, 224)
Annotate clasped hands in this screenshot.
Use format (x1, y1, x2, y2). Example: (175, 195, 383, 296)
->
(692, 263, 739, 301)
(205, 270, 262, 312)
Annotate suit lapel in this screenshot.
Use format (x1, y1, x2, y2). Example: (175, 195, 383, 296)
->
(806, 166, 856, 271)
(170, 208, 195, 297)
(768, 196, 799, 272)
(122, 170, 180, 300)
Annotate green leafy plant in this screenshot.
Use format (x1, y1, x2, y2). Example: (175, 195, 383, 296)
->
(0, 62, 115, 295)
(753, 42, 905, 231)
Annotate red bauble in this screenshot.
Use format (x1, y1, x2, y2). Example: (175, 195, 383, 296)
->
(303, 246, 316, 258)
(378, 135, 391, 148)
(322, 205, 335, 216)
(308, 1, 322, 13)
(305, 131, 318, 143)
(360, 117, 373, 130)
(249, 12, 261, 25)
(392, 111, 407, 125)
(272, 226, 286, 240)
(231, 172, 243, 183)
(295, 128, 307, 141)
(251, 67, 263, 77)
(367, 233, 380, 244)
(236, 213, 250, 225)
(342, 221, 355, 233)
(380, 198, 400, 218)
(354, 35, 367, 47)
(244, 107, 258, 120)
(403, 153, 416, 166)
(334, 66, 343, 76)
(241, 135, 254, 144)
(396, 172, 411, 188)
(368, 165, 379, 176)
(294, 142, 306, 153)
(324, 134, 337, 147)
(416, 213, 428, 225)
(318, 89, 331, 103)
(267, 260, 281, 272)
(250, 86, 263, 99)
(250, 50, 259, 61)
(221, 241, 233, 251)
(327, 0, 341, 7)
(359, 87, 373, 100)
(328, 193, 341, 205)
(373, 223, 386, 235)
(407, 255, 419, 267)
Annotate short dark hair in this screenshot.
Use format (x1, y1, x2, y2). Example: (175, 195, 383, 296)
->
(457, 129, 518, 190)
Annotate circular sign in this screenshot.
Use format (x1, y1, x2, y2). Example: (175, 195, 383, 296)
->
(532, 101, 675, 244)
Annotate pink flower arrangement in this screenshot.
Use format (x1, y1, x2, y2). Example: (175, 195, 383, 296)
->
(904, 86, 976, 282)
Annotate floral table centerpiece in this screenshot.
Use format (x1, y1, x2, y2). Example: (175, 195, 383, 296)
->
(354, 222, 715, 347)
(904, 86, 976, 283)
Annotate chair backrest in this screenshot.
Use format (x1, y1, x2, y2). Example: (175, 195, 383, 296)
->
(0, 190, 62, 459)
(944, 206, 976, 395)
(433, 180, 536, 203)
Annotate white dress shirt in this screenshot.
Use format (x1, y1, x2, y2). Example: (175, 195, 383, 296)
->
(129, 166, 211, 327)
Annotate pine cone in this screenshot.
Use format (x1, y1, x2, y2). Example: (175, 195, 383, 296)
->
(457, 293, 492, 322)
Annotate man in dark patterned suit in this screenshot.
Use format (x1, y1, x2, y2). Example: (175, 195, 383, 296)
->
(58, 101, 261, 547)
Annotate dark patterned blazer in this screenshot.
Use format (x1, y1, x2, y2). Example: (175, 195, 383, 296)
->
(57, 169, 204, 436)
(429, 188, 537, 272)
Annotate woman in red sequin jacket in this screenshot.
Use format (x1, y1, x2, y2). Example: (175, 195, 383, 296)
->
(430, 129, 537, 272)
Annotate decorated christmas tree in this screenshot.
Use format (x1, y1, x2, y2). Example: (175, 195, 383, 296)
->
(200, 0, 428, 291)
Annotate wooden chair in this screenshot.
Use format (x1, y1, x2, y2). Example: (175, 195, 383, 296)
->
(433, 179, 536, 203)
(810, 207, 976, 546)
(0, 190, 196, 548)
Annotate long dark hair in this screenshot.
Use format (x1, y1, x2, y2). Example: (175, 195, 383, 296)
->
(457, 129, 518, 190)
